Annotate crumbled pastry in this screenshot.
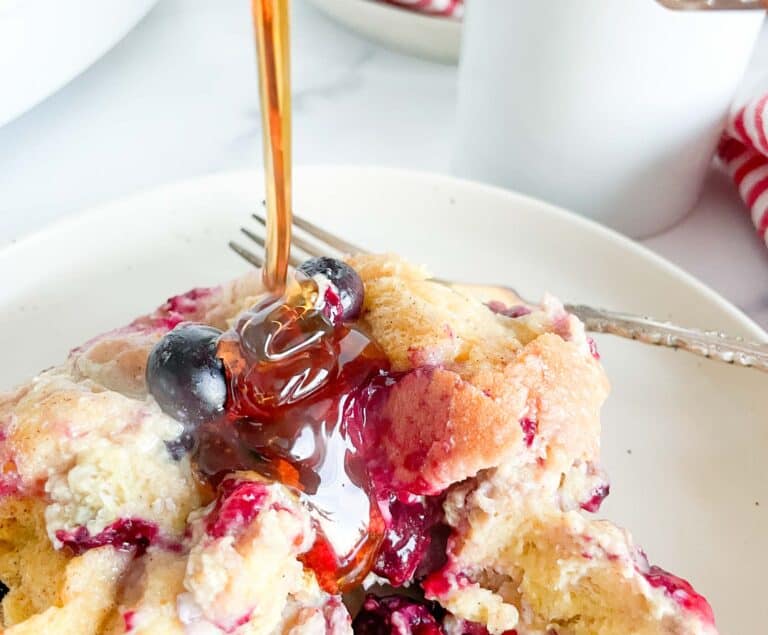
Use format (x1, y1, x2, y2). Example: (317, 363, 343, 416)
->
(104, 475, 351, 635)
(0, 369, 200, 548)
(430, 471, 716, 634)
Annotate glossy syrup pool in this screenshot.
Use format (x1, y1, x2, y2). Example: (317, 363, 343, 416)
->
(194, 280, 397, 592)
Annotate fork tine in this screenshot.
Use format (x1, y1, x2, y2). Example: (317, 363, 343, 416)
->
(252, 211, 367, 255)
(293, 214, 367, 255)
(291, 232, 326, 259)
(229, 241, 264, 267)
(240, 226, 266, 249)
(242, 224, 322, 262)
(239, 227, 305, 269)
(250, 213, 329, 259)
(238, 210, 368, 273)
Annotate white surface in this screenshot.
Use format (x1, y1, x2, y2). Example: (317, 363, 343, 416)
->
(0, 167, 765, 632)
(0, 0, 766, 331)
(305, 0, 460, 63)
(455, 0, 764, 237)
(0, 0, 159, 127)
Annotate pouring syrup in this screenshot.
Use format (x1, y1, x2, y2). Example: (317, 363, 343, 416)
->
(186, 1, 440, 594)
(252, 0, 292, 293)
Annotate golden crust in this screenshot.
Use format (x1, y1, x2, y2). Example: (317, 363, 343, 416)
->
(347, 253, 524, 373)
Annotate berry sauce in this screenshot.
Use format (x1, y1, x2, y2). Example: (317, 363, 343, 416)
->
(154, 288, 213, 330)
(55, 518, 181, 556)
(580, 483, 610, 513)
(643, 565, 715, 625)
(373, 494, 447, 586)
(123, 610, 137, 632)
(352, 595, 518, 635)
(204, 478, 270, 539)
(352, 595, 444, 635)
(193, 279, 416, 593)
(519, 417, 538, 447)
(486, 300, 531, 319)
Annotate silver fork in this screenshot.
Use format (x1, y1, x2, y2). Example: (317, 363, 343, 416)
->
(230, 213, 768, 373)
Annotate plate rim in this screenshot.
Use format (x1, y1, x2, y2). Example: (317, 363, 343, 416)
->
(2, 165, 764, 341)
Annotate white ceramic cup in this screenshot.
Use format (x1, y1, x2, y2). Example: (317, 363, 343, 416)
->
(453, 0, 765, 237)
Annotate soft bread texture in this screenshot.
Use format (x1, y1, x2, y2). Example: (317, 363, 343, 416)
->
(432, 469, 716, 635)
(102, 475, 349, 635)
(4, 547, 131, 635)
(347, 254, 525, 373)
(0, 497, 69, 625)
(351, 254, 713, 634)
(351, 253, 607, 499)
(0, 254, 714, 634)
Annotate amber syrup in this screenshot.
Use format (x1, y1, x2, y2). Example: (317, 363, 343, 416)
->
(252, 0, 292, 293)
(195, 278, 392, 592)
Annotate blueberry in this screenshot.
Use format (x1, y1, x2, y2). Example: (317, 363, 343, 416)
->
(298, 257, 364, 321)
(146, 324, 227, 432)
(164, 433, 196, 461)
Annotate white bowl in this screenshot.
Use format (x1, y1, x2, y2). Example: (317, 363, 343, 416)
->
(305, 0, 461, 63)
(0, 0, 159, 127)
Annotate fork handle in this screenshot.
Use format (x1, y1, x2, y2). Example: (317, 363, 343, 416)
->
(566, 304, 768, 372)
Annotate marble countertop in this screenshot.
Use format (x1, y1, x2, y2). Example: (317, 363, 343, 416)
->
(1, 0, 767, 327)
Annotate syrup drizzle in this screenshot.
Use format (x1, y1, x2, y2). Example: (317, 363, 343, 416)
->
(196, 279, 393, 592)
(214, 2, 436, 594)
(252, 0, 292, 293)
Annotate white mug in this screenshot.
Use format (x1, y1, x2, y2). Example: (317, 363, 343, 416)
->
(453, 0, 765, 237)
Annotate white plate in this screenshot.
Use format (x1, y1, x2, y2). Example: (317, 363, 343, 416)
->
(305, 0, 461, 63)
(0, 0, 159, 127)
(0, 167, 764, 632)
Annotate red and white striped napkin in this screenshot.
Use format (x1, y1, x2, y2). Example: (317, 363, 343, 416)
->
(380, 0, 463, 18)
(718, 95, 768, 247)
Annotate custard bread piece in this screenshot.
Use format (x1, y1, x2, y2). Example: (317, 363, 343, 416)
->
(0, 253, 716, 635)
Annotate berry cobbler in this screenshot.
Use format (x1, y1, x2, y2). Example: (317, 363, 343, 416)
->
(0, 254, 717, 634)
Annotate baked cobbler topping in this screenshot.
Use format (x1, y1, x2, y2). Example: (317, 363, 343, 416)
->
(0, 253, 719, 635)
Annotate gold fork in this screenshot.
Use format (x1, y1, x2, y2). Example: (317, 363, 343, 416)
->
(230, 213, 768, 372)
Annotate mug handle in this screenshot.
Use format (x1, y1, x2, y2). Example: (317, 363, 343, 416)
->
(657, 0, 765, 8)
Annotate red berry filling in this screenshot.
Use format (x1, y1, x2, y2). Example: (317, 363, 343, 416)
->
(486, 300, 531, 319)
(519, 417, 538, 447)
(352, 595, 444, 635)
(643, 565, 715, 625)
(157, 288, 213, 329)
(373, 494, 447, 586)
(55, 518, 180, 556)
(123, 610, 137, 632)
(351, 595, 518, 635)
(587, 337, 600, 360)
(580, 483, 610, 513)
(449, 620, 518, 635)
(204, 479, 270, 539)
